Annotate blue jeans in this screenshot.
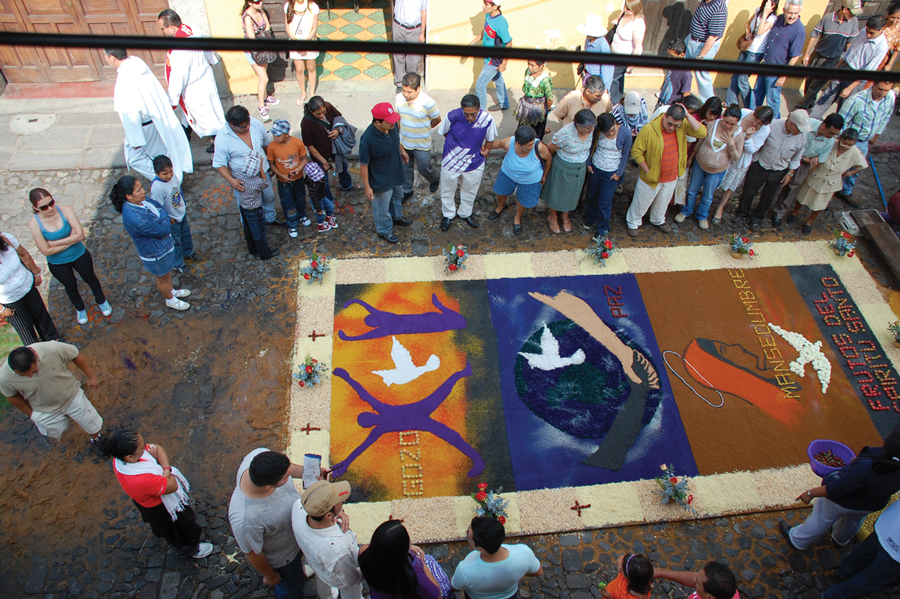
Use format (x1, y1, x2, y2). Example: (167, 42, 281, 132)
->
(685, 37, 721, 101)
(475, 63, 508, 110)
(273, 552, 306, 599)
(682, 162, 727, 221)
(233, 170, 277, 222)
(311, 194, 335, 224)
(276, 179, 307, 229)
(726, 50, 764, 107)
(372, 185, 404, 236)
(402, 148, 440, 193)
(751, 73, 783, 119)
(169, 214, 194, 269)
(822, 531, 900, 599)
(843, 140, 868, 195)
(322, 157, 353, 203)
(584, 167, 618, 235)
(239, 206, 275, 258)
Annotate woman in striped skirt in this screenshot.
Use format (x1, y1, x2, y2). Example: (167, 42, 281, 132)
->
(0, 232, 59, 344)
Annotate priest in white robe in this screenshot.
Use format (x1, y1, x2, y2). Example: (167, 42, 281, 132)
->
(158, 9, 226, 146)
(105, 48, 193, 181)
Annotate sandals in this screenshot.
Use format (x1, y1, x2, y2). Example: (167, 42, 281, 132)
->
(710, 216, 721, 226)
(561, 214, 572, 232)
(548, 215, 561, 234)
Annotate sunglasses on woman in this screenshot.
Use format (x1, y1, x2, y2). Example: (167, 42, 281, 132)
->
(33, 198, 55, 212)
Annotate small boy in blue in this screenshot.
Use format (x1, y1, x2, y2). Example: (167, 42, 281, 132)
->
(150, 155, 196, 272)
(303, 162, 338, 233)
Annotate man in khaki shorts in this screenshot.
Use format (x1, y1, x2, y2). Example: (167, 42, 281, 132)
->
(0, 342, 102, 442)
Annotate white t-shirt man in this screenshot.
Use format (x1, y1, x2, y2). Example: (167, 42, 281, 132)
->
(451, 544, 541, 599)
(291, 501, 363, 599)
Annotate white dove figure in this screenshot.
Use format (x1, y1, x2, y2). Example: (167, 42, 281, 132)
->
(372, 336, 441, 386)
(518, 325, 586, 371)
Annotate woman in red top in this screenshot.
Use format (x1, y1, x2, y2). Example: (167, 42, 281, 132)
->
(96, 429, 213, 559)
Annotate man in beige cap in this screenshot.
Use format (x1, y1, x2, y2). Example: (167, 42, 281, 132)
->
(734, 109, 810, 231)
(292, 480, 363, 599)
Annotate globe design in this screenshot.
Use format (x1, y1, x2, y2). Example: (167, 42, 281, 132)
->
(514, 319, 662, 439)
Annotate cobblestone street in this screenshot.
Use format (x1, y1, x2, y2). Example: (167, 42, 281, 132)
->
(1, 126, 900, 598)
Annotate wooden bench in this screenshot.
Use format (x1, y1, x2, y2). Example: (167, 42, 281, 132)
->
(852, 210, 900, 283)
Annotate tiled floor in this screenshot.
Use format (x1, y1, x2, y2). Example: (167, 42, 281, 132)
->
(317, 0, 393, 81)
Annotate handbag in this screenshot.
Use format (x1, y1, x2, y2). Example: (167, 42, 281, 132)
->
(575, 45, 585, 77)
(735, 33, 754, 52)
(251, 28, 278, 65)
(605, 17, 620, 45)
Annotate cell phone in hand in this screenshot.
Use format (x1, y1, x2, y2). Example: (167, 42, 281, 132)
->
(303, 454, 322, 489)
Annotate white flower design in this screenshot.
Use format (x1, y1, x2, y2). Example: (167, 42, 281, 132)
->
(769, 323, 832, 393)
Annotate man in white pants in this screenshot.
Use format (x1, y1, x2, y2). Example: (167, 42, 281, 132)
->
(437, 94, 497, 231)
(626, 104, 706, 236)
(0, 342, 101, 443)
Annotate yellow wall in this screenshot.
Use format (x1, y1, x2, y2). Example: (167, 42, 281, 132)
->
(425, 0, 830, 92)
(205, 0, 259, 95)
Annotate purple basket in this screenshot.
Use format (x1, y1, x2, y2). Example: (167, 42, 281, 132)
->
(808, 439, 856, 478)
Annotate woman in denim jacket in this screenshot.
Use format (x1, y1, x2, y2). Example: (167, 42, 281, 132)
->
(110, 176, 192, 311)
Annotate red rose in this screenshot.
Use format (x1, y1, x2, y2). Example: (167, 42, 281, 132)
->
(604, 240, 613, 249)
(748, 250, 755, 256)
(741, 237, 749, 243)
(477, 482, 488, 490)
(311, 261, 319, 268)
(498, 516, 506, 525)
(306, 365, 314, 374)
(299, 381, 305, 387)
(475, 491, 487, 501)
(670, 477, 678, 484)
(304, 273, 311, 280)
(848, 251, 855, 257)
(687, 494, 693, 504)
(843, 232, 851, 239)
(601, 252, 609, 259)
(457, 250, 465, 257)
(449, 264, 458, 271)
(312, 359, 318, 364)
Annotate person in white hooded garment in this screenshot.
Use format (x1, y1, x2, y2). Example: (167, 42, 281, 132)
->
(157, 9, 225, 153)
(105, 48, 193, 181)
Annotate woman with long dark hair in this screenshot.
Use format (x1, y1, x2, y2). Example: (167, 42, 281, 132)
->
(300, 95, 354, 197)
(0, 231, 58, 344)
(359, 520, 450, 599)
(27, 188, 110, 325)
(110, 176, 191, 311)
(95, 428, 213, 559)
(782, 424, 900, 551)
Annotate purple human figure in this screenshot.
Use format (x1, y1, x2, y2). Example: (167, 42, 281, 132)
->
(330, 362, 484, 478)
(338, 294, 467, 341)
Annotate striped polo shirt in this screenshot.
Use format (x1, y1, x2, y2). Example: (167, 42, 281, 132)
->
(689, 0, 727, 42)
(395, 91, 441, 151)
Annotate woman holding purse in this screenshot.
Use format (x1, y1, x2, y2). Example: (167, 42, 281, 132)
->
(727, 0, 778, 107)
(242, 0, 280, 121)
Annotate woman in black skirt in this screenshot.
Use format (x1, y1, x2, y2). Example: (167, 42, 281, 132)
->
(96, 429, 213, 559)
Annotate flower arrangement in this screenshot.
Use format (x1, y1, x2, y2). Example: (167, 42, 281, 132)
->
(655, 464, 697, 515)
(768, 323, 832, 393)
(443, 243, 468, 273)
(300, 253, 330, 285)
(890, 321, 900, 343)
(584, 235, 618, 267)
(829, 230, 855, 258)
(294, 354, 328, 388)
(728, 235, 755, 258)
(472, 482, 509, 524)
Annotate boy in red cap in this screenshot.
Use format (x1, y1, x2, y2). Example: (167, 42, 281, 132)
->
(359, 102, 411, 244)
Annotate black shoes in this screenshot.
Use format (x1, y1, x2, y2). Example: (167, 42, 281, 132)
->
(260, 247, 280, 260)
(462, 216, 479, 228)
(802, 224, 812, 235)
(488, 205, 507, 221)
(750, 222, 762, 232)
(268, 218, 286, 227)
(835, 192, 860, 208)
(430, 180, 441, 193)
(513, 223, 522, 236)
(786, 214, 796, 225)
(393, 218, 412, 227)
(380, 233, 399, 244)
(440, 217, 452, 231)
(772, 218, 782, 228)
(779, 520, 800, 551)
(403, 191, 414, 202)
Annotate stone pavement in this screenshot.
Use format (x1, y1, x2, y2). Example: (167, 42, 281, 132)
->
(1, 87, 900, 598)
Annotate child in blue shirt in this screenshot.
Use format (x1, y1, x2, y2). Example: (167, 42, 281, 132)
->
(150, 155, 196, 272)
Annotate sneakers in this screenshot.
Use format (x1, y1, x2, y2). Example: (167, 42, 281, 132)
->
(698, 219, 709, 230)
(76, 310, 88, 325)
(299, 217, 312, 227)
(673, 213, 686, 223)
(90, 433, 102, 445)
(317, 221, 332, 233)
(288, 228, 298, 238)
(166, 297, 191, 311)
(172, 288, 191, 298)
(327, 215, 338, 229)
(191, 543, 214, 559)
(655, 222, 673, 234)
(265, 96, 279, 106)
(99, 301, 112, 317)
(258, 106, 271, 122)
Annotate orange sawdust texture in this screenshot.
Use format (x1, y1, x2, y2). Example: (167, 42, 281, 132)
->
(332, 283, 473, 501)
(637, 268, 881, 476)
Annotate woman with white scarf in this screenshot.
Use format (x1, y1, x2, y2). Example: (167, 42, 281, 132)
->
(96, 429, 213, 559)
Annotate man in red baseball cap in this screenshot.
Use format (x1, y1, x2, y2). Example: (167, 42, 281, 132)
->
(358, 102, 411, 244)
